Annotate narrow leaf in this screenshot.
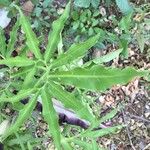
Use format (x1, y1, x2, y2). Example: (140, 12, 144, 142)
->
(61, 138, 72, 150)
(74, 0, 90, 8)
(44, 2, 70, 62)
(120, 38, 128, 58)
(99, 109, 118, 124)
(0, 28, 6, 56)
(0, 120, 10, 136)
(135, 28, 145, 53)
(22, 67, 37, 89)
(50, 34, 100, 69)
(94, 109, 118, 128)
(115, 0, 133, 15)
(84, 48, 122, 66)
(73, 139, 92, 150)
(41, 86, 61, 150)
(0, 89, 35, 103)
(93, 49, 122, 64)
(49, 65, 147, 91)
(91, 140, 99, 150)
(82, 125, 122, 138)
(27, 142, 33, 150)
(0, 56, 35, 67)
(6, 20, 20, 58)
(91, 0, 100, 8)
(1, 92, 39, 140)
(15, 133, 26, 150)
(119, 13, 132, 33)
(0, 0, 11, 6)
(14, 5, 42, 59)
(48, 81, 95, 123)
(11, 67, 32, 78)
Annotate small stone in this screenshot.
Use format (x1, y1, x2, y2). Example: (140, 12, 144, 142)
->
(5, 108, 10, 113)
(57, 8, 64, 15)
(145, 112, 150, 118)
(0, 8, 11, 28)
(136, 122, 143, 127)
(130, 125, 136, 130)
(130, 119, 135, 125)
(118, 118, 123, 124)
(0, 120, 10, 136)
(0, 72, 4, 79)
(145, 105, 150, 110)
(98, 96, 105, 104)
(99, 6, 106, 16)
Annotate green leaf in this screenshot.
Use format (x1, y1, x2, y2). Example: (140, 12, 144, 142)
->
(15, 133, 26, 150)
(91, 0, 100, 8)
(30, 0, 38, 4)
(82, 125, 123, 138)
(41, 86, 61, 150)
(99, 109, 118, 124)
(0, 28, 6, 56)
(135, 25, 145, 53)
(94, 109, 118, 128)
(74, 0, 90, 8)
(11, 67, 32, 78)
(106, 32, 119, 43)
(72, 21, 80, 30)
(87, 10, 92, 18)
(50, 34, 100, 69)
(80, 12, 87, 22)
(22, 67, 37, 89)
(119, 13, 132, 33)
(92, 48, 122, 64)
(88, 27, 94, 36)
(44, 2, 70, 62)
(49, 66, 147, 91)
(74, 0, 100, 8)
(1, 92, 39, 141)
(61, 137, 72, 150)
(115, 0, 133, 15)
(91, 140, 99, 150)
(48, 81, 95, 123)
(92, 19, 99, 27)
(14, 5, 42, 59)
(72, 11, 79, 21)
(73, 139, 92, 150)
(0, 89, 35, 103)
(0, 0, 11, 7)
(7, 134, 33, 146)
(43, 0, 53, 8)
(6, 20, 20, 58)
(0, 56, 35, 67)
(120, 38, 128, 58)
(93, 10, 100, 17)
(27, 142, 33, 150)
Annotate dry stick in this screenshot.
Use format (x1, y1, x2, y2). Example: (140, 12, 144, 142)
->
(41, 98, 107, 129)
(128, 114, 150, 123)
(26, 97, 107, 129)
(143, 143, 150, 150)
(121, 109, 136, 150)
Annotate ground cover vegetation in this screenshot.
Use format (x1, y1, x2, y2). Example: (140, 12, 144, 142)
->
(0, 0, 150, 149)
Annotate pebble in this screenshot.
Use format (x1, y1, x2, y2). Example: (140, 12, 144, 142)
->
(0, 8, 11, 28)
(144, 112, 150, 118)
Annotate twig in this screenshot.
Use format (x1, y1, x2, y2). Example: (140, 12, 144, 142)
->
(143, 143, 150, 150)
(128, 114, 150, 123)
(121, 109, 136, 150)
(22, 98, 107, 129)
